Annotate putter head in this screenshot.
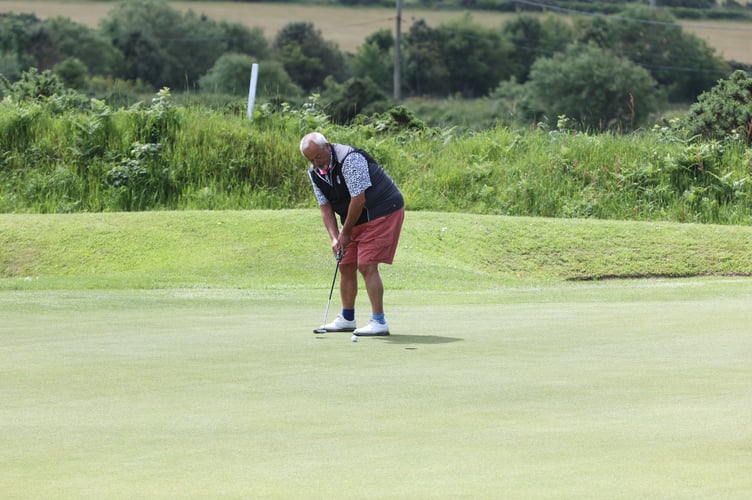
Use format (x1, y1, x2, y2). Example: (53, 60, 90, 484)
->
(313, 327, 328, 334)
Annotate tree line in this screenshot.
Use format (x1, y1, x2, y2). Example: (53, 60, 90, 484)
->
(0, 0, 747, 130)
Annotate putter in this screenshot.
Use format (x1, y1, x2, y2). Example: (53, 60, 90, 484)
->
(313, 252, 342, 333)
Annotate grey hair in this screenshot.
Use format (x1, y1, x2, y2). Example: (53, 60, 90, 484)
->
(300, 132, 327, 155)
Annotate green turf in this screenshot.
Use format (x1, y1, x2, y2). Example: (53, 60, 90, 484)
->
(3, 210, 752, 291)
(2, 281, 751, 498)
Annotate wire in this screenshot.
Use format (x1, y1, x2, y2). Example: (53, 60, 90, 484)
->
(512, 0, 752, 32)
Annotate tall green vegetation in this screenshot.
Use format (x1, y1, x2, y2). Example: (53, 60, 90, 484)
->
(685, 70, 752, 144)
(575, 5, 729, 102)
(98, 0, 263, 90)
(199, 53, 302, 98)
(403, 15, 514, 98)
(352, 29, 395, 96)
(272, 22, 348, 94)
(1, 1, 734, 130)
(502, 14, 574, 84)
(1, 70, 750, 225)
(523, 44, 659, 131)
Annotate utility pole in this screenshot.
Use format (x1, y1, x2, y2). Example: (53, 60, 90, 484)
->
(393, 0, 402, 103)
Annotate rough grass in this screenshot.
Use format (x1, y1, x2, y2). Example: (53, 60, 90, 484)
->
(2, 1, 750, 62)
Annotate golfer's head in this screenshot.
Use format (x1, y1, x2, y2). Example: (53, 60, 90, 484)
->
(300, 132, 331, 171)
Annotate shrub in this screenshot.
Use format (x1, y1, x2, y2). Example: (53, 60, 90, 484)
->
(53, 57, 88, 90)
(1, 68, 65, 101)
(524, 44, 660, 131)
(684, 70, 752, 144)
(321, 76, 393, 125)
(199, 54, 301, 100)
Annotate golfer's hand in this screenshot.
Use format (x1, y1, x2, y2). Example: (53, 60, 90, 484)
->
(334, 233, 350, 258)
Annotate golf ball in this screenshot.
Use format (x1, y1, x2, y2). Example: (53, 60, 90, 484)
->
(351, 335, 358, 342)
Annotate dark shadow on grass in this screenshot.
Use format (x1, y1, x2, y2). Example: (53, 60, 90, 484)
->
(376, 334, 463, 345)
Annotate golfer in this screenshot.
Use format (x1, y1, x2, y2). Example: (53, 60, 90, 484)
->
(300, 132, 405, 336)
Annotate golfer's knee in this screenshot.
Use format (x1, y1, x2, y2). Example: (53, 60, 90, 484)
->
(358, 263, 378, 277)
(340, 263, 357, 275)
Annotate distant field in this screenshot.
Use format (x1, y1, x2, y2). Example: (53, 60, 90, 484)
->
(1, 1, 751, 62)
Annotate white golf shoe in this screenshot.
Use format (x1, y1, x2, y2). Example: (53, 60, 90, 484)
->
(354, 320, 390, 336)
(321, 315, 356, 332)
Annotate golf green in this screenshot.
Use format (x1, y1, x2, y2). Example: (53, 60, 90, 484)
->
(1, 280, 751, 497)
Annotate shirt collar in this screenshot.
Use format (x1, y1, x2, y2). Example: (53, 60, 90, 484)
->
(318, 147, 333, 175)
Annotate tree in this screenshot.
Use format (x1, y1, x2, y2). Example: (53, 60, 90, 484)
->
(273, 22, 348, 94)
(23, 19, 58, 70)
(352, 29, 394, 96)
(403, 20, 450, 96)
(524, 44, 660, 131)
(502, 15, 545, 84)
(110, 30, 172, 87)
(0, 13, 43, 74)
(219, 22, 270, 60)
(100, 0, 228, 89)
(439, 15, 513, 97)
(45, 16, 123, 77)
(502, 14, 574, 84)
(576, 5, 729, 102)
(404, 17, 513, 98)
(0, 13, 123, 84)
(0, 14, 32, 80)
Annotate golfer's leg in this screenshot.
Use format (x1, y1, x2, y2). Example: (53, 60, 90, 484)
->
(358, 263, 384, 314)
(339, 263, 358, 309)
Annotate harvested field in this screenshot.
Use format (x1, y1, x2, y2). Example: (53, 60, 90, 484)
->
(1, 1, 751, 62)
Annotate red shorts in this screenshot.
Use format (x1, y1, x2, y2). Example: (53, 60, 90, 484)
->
(340, 208, 405, 266)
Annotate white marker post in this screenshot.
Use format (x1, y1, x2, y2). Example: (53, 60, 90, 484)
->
(247, 63, 259, 119)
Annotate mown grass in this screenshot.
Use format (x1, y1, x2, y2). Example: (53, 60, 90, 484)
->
(1, 213, 752, 498)
(3, 285, 751, 498)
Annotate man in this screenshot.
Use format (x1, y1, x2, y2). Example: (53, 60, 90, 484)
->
(300, 132, 405, 336)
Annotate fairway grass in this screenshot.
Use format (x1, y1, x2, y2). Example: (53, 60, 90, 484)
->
(2, 281, 752, 498)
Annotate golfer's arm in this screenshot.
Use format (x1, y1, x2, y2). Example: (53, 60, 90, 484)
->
(319, 203, 340, 240)
(340, 193, 366, 236)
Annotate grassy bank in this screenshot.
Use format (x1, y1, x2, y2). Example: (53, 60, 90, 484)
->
(2, 210, 752, 290)
(2, 93, 752, 224)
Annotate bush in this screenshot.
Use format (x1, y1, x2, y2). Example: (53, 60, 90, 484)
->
(1, 68, 65, 101)
(321, 76, 393, 125)
(54, 57, 88, 90)
(684, 70, 752, 144)
(524, 44, 660, 131)
(199, 54, 302, 100)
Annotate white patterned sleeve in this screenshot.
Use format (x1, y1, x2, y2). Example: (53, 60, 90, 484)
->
(309, 172, 329, 206)
(341, 152, 372, 197)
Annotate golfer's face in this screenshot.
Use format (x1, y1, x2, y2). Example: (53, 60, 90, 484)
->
(306, 144, 331, 171)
